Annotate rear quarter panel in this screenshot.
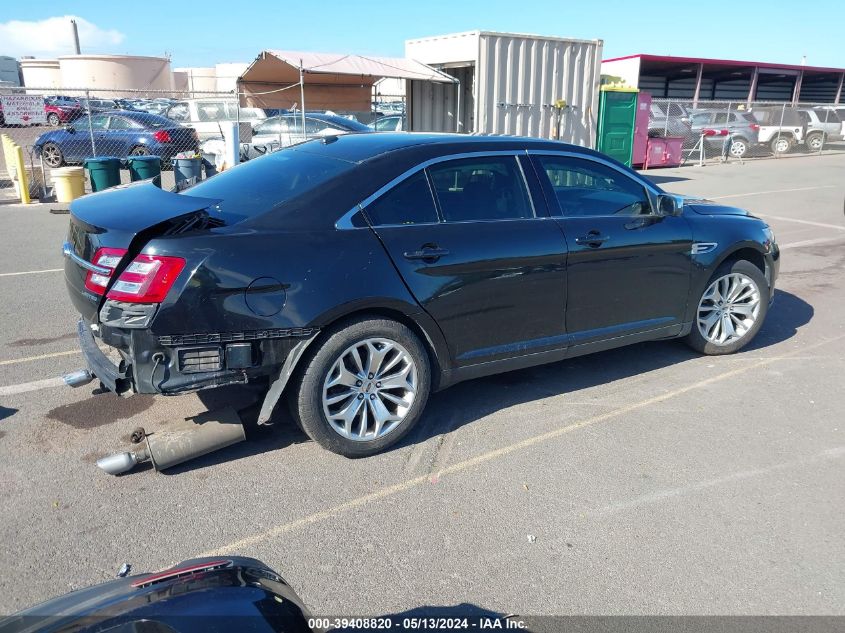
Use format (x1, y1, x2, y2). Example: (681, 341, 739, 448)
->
(144, 227, 426, 337)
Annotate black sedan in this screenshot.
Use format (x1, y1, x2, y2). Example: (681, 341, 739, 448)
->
(61, 134, 779, 457)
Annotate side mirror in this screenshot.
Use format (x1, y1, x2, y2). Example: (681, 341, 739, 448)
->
(657, 193, 684, 217)
(64, 125, 75, 133)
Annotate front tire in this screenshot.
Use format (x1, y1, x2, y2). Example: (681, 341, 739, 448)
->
(288, 317, 431, 457)
(47, 113, 60, 127)
(41, 142, 64, 168)
(805, 132, 824, 151)
(685, 259, 769, 355)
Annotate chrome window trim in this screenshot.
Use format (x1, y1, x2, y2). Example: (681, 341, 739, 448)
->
(335, 150, 537, 230)
(526, 149, 664, 218)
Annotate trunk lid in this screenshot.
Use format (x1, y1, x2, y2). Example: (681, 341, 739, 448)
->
(64, 181, 222, 322)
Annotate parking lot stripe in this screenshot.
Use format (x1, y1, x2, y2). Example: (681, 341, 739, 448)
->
(0, 350, 78, 366)
(197, 333, 845, 558)
(754, 214, 845, 232)
(779, 236, 845, 250)
(710, 185, 837, 200)
(0, 268, 63, 278)
(0, 377, 65, 396)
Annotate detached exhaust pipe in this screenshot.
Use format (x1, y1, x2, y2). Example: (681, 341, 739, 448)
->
(63, 369, 94, 388)
(96, 407, 246, 476)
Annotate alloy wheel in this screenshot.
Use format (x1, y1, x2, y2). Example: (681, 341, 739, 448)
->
(697, 273, 761, 346)
(322, 337, 418, 441)
(729, 140, 747, 157)
(42, 144, 62, 167)
(808, 135, 824, 150)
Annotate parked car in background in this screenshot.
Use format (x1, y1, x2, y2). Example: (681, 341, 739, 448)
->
(369, 114, 406, 132)
(61, 133, 778, 458)
(80, 98, 119, 114)
(34, 111, 199, 167)
(44, 96, 84, 127)
(688, 109, 760, 157)
(748, 106, 805, 155)
(0, 557, 314, 632)
(797, 107, 843, 150)
(212, 112, 371, 160)
(649, 101, 693, 139)
(164, 98, 267, 139)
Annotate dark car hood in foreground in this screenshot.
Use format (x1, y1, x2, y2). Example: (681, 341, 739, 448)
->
(0, 557, 312, 633)
(673, 194, 752, 217)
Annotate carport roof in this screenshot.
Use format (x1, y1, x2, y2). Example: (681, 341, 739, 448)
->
(255, 50, 457, 83)
(604, 54, 845, 75)
(237, 49, 457, 110)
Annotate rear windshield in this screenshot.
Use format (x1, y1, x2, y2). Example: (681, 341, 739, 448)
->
(182, 149, 354, 222)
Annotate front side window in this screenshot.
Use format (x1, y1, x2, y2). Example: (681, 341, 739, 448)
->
(427, 156, 534, 222)
(535, 155, 652, 217)
(364, 171, 438, 226)
(73, 115, 109, 130)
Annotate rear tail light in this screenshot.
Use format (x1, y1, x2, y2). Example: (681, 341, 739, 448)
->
(106, 254, 186, 304)
(84, 247, 128, 295)
(751, 123, 760, 131)
(153, 130, 172, 143)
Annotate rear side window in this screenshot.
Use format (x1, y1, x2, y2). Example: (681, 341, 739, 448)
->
(364, 171, 438, 226)
(534, 155, 652, 217)
(184, 150, 354, 222)
(427, 156, 534, 222)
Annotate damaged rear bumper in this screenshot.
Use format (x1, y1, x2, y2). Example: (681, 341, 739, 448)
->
(75, 318, 317, 399)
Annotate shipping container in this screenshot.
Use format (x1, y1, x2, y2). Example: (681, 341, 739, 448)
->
(405, 31, 603, 147)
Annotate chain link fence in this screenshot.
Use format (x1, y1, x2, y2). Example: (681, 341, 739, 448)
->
(647, 97, 845, 166)
(0, 85, 402, 201)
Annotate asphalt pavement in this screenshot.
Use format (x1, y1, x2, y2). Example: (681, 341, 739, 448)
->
(0, 152, 843, 619)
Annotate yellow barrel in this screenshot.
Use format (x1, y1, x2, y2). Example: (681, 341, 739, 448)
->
(51, 167, 86, 203)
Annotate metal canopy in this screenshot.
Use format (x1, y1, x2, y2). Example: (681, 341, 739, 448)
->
(238, 50, 456, 110)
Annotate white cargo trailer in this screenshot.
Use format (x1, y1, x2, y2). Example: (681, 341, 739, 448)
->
(405, 31, 603, 148)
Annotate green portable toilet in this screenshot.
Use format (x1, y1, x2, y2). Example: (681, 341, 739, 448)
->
(596, 87, 639, 167)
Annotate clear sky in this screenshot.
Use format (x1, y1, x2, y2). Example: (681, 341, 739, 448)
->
(1, 0, 843, 69)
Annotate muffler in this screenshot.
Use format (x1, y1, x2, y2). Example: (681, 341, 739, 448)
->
(63, 369, 94, 388)
(96, 406, 246, 475)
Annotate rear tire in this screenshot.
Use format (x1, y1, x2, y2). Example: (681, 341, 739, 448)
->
(288, 316, 431, 457)
(129, 145, 150, 156)
(685, 259, 769, 355)
(728, 137, 749, 158)
(770, 135, 793, 155)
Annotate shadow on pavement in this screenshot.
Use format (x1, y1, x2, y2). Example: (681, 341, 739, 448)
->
(160, 289, 812, 470)
(640, 174, 690, 184)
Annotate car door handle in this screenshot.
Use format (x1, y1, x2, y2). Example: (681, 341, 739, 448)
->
(403, 247, 450, 261)
(574, 233, 610, 246)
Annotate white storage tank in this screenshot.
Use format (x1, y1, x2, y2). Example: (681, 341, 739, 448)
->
(215, 62, 249, 93)
(58, 55, 173, 96)
(405, 30, 603, 148)
(20, 58, 62, 92)
(173, 67, 217, 93)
